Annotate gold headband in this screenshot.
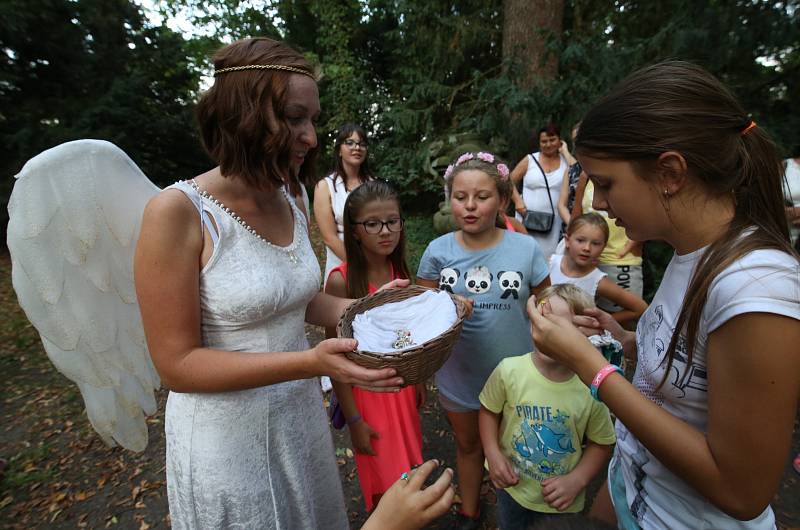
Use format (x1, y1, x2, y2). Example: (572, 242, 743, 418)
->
(214, 64, 315, 78)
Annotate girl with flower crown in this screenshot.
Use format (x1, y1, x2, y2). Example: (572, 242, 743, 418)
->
(417, 152, 551, 528)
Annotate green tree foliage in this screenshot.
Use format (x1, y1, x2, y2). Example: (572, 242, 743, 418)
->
(0, 0, 208, 243)
(4, 0, 798, 224)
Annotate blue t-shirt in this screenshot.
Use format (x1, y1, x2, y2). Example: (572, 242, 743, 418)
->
(417, 231, 549, 409)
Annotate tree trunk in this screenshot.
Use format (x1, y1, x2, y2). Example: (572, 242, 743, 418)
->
(502, 0, 565, 89)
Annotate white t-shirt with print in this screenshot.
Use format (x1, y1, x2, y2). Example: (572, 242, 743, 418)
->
(614, 247, 800, 530)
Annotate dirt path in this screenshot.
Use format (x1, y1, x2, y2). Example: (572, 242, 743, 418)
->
(1, 245, 798, 528)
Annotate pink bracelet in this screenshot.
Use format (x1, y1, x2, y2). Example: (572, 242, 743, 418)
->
(590, 364, 623, 401)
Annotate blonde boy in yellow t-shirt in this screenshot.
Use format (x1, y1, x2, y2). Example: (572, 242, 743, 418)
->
(479, 284, 616, 529)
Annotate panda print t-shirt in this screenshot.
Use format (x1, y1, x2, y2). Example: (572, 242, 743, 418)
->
(417, 230, 549, 409)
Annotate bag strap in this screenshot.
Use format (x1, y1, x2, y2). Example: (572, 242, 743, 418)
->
(529, 154, 555, 215)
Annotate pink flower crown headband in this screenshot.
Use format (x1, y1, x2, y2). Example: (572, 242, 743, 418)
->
(443, 152, 510, 181)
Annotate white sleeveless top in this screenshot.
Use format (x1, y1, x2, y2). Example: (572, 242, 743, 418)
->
(519, 153, 567, 259)
(322, 173, 351, 280)
(548, 254, 607, 299)
(163, 180, 348, 530)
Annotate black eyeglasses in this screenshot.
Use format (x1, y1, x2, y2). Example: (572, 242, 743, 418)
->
(354, 218, 404, 234)
(343, 139, 368, 149)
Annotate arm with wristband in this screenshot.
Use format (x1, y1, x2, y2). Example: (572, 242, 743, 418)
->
(527, 296, 800, 521)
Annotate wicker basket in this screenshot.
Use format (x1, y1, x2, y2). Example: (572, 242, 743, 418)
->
(337, 285, 469, 385)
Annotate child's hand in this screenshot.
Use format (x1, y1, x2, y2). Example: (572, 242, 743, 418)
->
(577, 307, 626, 343)
(485, 450, 519, 489)
(376, 278, 411, 292)
(452, 294, 474, 319)
(540, 473, 584, 511)
(415, 383, 427, 409)
(349, 419, 380, 456)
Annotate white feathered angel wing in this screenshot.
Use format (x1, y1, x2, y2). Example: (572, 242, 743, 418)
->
(7, 139, 161, 452)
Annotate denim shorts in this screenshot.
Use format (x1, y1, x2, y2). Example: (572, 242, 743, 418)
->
(609, 455, 642, 530)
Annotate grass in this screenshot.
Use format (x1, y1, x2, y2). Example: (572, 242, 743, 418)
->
(2, 443, 57, 490)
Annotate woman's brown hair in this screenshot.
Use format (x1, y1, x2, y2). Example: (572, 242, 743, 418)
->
(342, 180, 410, 298)
(576, 60, 797, 389)
(195, 37, 316, 196)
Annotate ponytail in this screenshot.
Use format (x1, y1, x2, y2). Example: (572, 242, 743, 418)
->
(576, 61, 798, 390)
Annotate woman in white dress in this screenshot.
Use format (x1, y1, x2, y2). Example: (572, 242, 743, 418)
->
(134, 38, 409, 530)
(511, 124, 570, 259)
(314, 123, 375, 283)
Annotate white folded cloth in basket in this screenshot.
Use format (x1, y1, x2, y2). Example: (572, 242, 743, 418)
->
(353, 290, 458, 355)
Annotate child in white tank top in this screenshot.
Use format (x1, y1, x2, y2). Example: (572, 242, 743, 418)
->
(549, 213, 647, 325)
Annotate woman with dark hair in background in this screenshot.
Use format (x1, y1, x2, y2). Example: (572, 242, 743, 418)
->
(314, 123, 375, 283)
(511, 124, 570, 259)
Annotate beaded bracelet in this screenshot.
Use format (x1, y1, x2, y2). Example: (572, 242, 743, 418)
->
(346, 414, 362, 426)
(590, 364, 623, 402)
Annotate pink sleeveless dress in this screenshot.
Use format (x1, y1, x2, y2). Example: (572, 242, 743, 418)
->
(328, 263, 424, 511)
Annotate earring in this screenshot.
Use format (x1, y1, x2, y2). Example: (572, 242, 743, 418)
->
(662, 189, 671, 212)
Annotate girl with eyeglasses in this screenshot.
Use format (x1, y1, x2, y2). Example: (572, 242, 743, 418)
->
(314, 123, 375, 285)
(324, 180, 426, 513)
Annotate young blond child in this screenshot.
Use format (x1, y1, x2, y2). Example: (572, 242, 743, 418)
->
(478, 284, 616, 530)
(550, 213, 647, 325)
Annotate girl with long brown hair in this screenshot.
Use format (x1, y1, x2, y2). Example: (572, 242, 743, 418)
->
(528, 61, 799, 529)
(314, 123, 376, 283)
(325, 180, 424, 513)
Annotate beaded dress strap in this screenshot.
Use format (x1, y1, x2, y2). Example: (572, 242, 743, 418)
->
(188, 179, 300, 264)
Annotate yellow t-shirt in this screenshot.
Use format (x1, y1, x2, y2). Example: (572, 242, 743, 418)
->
(479, 354, 616, 513)
(581, 181, 643, 266)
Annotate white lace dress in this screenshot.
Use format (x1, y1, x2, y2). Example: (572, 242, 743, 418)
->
(164, 181, 349, 530)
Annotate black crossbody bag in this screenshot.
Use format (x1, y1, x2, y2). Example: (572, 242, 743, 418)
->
(522, 155, 556, 233)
